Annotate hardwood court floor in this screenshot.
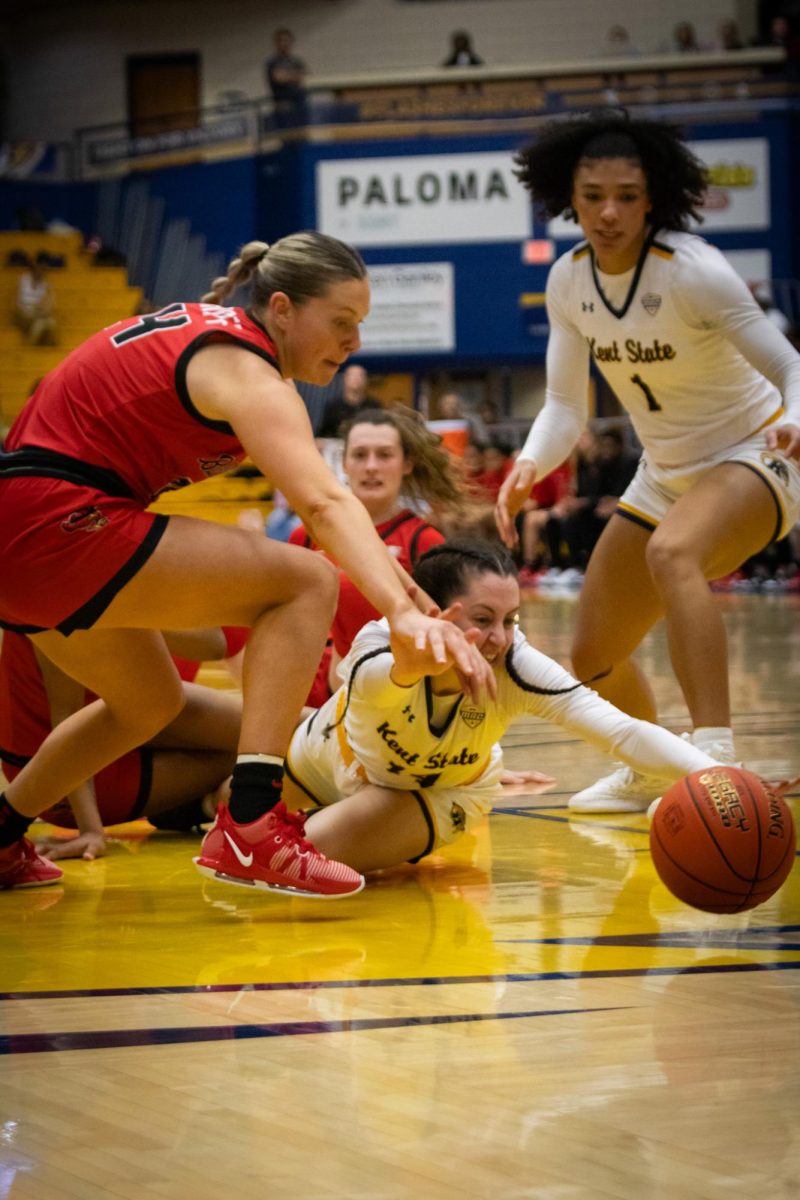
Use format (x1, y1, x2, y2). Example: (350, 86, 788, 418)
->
(1, 593, 798, 1199)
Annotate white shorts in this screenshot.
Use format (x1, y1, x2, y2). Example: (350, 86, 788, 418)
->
(286, 713, 504, 858)
(617, 433, 800, 541)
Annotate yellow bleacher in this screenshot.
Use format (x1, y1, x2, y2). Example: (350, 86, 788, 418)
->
(0, 230, 142, 426)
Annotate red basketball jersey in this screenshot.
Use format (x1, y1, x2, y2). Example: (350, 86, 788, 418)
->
(290, 509, 444, 656)
(5, 303, 279, 502)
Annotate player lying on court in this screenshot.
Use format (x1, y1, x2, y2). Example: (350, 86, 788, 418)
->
(0, 628, 244, 862)
(288, 404, 553, 790)
(496, 110, 800, 815)
(199, 541, 725, 877)
(0, 231, 492, 896)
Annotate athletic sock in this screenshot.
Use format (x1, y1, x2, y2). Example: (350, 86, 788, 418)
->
(228, 755, 284, 825)
(0, 794, 33, 849)
(692, 726, 736, 759)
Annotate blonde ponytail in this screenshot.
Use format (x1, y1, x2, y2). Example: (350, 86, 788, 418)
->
(202, 241, 270, 304)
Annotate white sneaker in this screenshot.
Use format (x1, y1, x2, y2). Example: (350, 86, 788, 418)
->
(568, 764, 668, 813)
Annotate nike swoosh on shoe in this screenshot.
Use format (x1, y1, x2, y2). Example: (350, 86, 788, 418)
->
(223, 830, 254, 868)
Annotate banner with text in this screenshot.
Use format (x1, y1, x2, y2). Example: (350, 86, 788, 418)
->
(317, 152, 531, 247)
(359, 263, 454, 353)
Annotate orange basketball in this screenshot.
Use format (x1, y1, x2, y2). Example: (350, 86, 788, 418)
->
(649, 767, 795, 913)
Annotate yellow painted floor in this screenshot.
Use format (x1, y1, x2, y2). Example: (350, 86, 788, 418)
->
(1, 593, 798, 1199)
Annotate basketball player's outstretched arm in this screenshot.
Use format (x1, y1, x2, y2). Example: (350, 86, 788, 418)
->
(187, 345, 494, 701)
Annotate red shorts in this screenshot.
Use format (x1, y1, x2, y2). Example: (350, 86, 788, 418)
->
(0, 476, 167, 634)
(3, 748, 152, 827)
(306, 641, 333, 708)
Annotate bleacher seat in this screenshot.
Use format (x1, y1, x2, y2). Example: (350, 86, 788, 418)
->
(0, 231, 142, 424)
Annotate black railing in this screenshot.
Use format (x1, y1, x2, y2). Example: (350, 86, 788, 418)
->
(72, 46, 794, 178)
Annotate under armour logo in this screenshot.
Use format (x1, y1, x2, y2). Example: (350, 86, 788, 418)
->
(582, 301, 594, 312)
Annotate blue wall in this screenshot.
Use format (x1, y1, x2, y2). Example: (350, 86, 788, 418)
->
(280, 114, 800, 369)
(3, 107, 799, 368)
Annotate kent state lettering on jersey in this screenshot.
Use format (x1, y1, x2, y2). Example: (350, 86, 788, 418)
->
(374, 716, 483, 785)
(589, 338, 675, 365)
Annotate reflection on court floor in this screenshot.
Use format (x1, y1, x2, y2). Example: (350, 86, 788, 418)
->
(1, 593, 798, 1199)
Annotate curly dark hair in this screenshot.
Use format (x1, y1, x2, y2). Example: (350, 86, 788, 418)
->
(514, 110, 707, 231)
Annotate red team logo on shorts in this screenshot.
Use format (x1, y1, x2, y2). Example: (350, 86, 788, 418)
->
(198, 453, 236, 477)
(60, 506, 109, 534)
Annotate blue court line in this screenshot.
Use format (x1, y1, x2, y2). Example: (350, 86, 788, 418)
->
(0, 1005, 627, 1056)
(498, 927, 800, 950)
(494, 805, 649, 835)
(494, 807, 800, 845)
(2, 958, 799, 1003)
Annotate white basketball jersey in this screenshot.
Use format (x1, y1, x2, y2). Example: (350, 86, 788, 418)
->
(548, 230, 783, 466)
(299, 620, 715, 792)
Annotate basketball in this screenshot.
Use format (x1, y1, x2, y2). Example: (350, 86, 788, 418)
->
(649, 767, 796, 913)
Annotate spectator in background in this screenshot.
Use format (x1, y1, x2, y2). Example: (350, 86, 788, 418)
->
(437, 390, 490, 446)
(540, 428, 638, 575)
(601, 24, 641, 99)
(603, 25, 640, 57)
(756, 15, 800, 78)
(478, 398, 501, 428)
(716, 18, 745, 51)
(672, 21, 702, 52)
(317, 364, 382, 437)
(477, 443, 512, 502)
(14, 252, 58, 345)
(266, 27, 307, 127)
(442, 30, 484, 67)
(517, 456, 574, 584)
(462, 441, 488, 499)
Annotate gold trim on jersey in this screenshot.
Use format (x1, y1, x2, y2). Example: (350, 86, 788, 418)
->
(752, 405, 785, 436)
(572, 245, 590, 260)
(413, 791, 440, 849)
(334, 692, 368, 783)
(733, 462, 786, 541)
(616, 500, 658, 529)
(648, 246, 674, 260)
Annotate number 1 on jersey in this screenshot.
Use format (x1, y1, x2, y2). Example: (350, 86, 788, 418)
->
(630, 373, 662, 412)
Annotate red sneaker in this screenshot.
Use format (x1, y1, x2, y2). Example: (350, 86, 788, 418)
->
(193, 802, 364, 898)
(0, 838, 64, 889)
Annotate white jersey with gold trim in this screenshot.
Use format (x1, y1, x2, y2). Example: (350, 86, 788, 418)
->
(519, 230, 800, 478)
(287, 619, 716, 798)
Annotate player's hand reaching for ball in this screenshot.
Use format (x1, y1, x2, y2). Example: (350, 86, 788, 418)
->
(495, 459, 538, 547)
(388, 608, 496, 702)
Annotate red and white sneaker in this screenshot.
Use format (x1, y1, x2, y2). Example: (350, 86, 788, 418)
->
(193, 802, 365, 899)
(0, 837, 64, 889)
